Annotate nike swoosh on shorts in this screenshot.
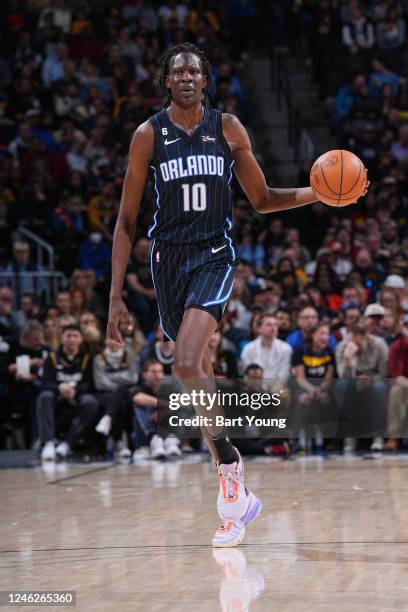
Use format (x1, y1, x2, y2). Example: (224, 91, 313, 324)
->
(212, 245, 227, 253)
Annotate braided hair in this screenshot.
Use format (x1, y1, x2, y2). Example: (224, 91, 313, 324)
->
(154, 42, 216, 107)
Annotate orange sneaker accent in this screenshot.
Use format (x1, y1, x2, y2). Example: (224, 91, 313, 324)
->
(220, 474, 240, 503)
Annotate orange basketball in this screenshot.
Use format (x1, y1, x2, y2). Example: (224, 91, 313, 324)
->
(310, 150, 367, 207)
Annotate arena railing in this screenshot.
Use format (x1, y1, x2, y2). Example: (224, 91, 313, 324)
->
(17, 226, 55, 271)
(0, 271, 69, 307)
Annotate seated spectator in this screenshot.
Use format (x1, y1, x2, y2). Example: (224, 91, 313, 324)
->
(4, 241, 47, 303)
(132, 358, 181, 461)
(208, 330, 238, 378)
(240, 313, 292, 384)
(390, 124, 408, 165)
(368, 57, 399, 100)
(43, 317, 59, 351)
(379, 290, 401, 322)
(338, 303, 362, 342)
(94, 338, 139, 459)
(380, 307, 401, 345)
(87, 181, 118, 242)
(342, 3, 375, 55)
(126, 238, 157, 334)
(312, 260, 343, 312)
(333, 73, 369, 127)
(71, 269, 105, 318)
(225, 277, 252, 330)
(286, 306, 337, 352)
(385, 315, 408, 450)
(236, 222, 265, 271)
(7, 321, 49, 448)
(79, 231, 111, 282)
(335, 323, 389, 452)
(36, 324, 98, 461)
(376, 7, 406, 56)
(0, 287, 21, 343)
(15, 293, 42, 327)
(55, 291, 72, 316)
(119, 312, 146, 356)
(140, 324, 174, 375)
(381, 220, 400, 254)
(70, 288, 88, 319)
(275, 307, 293, 340)
(292, 322, 336, 450)
(364, 303, 387, 338)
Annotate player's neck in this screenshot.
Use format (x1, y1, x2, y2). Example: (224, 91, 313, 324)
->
(168, 102, 204, 134)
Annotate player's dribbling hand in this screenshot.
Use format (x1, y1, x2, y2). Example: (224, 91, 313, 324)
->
(107, 297, 133, 348)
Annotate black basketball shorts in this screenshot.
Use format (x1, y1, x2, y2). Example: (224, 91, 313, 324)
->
(150, 237, 237, 342)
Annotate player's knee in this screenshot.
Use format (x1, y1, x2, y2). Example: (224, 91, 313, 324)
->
(173, 356, 201, 381)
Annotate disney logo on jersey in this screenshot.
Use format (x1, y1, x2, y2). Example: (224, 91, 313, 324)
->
(202, 135, 216, 143)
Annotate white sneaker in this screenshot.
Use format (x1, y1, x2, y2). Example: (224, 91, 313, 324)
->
(55, 441, 70, 459)
(41, 441, 56, 462)
(164, 435, 182, 458)
(133, 447, 150, 462)
(150, 435, 166, 460)
(213, 490, 262, 548)
(95, 415, 112, 436)
(344, 437, 356, 453)
(370, 437, 384, 452)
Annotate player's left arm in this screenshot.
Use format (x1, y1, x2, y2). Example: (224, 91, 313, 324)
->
(222, 113, 318, 213)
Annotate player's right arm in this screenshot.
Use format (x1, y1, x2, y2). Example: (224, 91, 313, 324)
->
(107, 120, 154, 346)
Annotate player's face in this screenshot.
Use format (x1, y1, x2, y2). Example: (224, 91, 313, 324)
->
(166, 53, 206, 108)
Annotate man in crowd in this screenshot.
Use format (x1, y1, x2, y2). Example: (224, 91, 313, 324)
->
(36, 324, 98, 461)
(385, 315, 408, 451)
(7, 321, 49, 448)
(286, 306, 336, 352)
(132, 358, 181, 461)
(336, 323, 389, 452)
(240, 313, 292, 381)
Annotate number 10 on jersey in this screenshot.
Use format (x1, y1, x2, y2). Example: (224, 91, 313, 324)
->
(182, 183, 207, 212)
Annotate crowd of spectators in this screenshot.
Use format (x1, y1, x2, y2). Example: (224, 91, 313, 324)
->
(0, 0, 408, 462)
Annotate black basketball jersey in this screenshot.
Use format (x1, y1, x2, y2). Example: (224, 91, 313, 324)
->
(147, 107, 234, 243)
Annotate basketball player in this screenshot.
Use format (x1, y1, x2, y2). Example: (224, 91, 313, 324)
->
(107, 43, 368, 547)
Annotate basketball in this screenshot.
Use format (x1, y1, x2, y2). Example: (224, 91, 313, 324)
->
(310, 149, 367, 207)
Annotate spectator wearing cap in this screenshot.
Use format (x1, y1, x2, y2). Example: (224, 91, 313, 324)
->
(385, 315, 408, 451)
(384, 274, 406, 296)
(36, 324, 98, 462)
(335, 323, 389, 452)
(364, 303, 386, 338)
(286, 307, 337, 352)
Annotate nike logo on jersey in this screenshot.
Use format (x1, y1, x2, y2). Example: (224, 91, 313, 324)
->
(164, 137, 181, 145)
(212, 244, 227, 253)
(202, 136, 216, 142)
